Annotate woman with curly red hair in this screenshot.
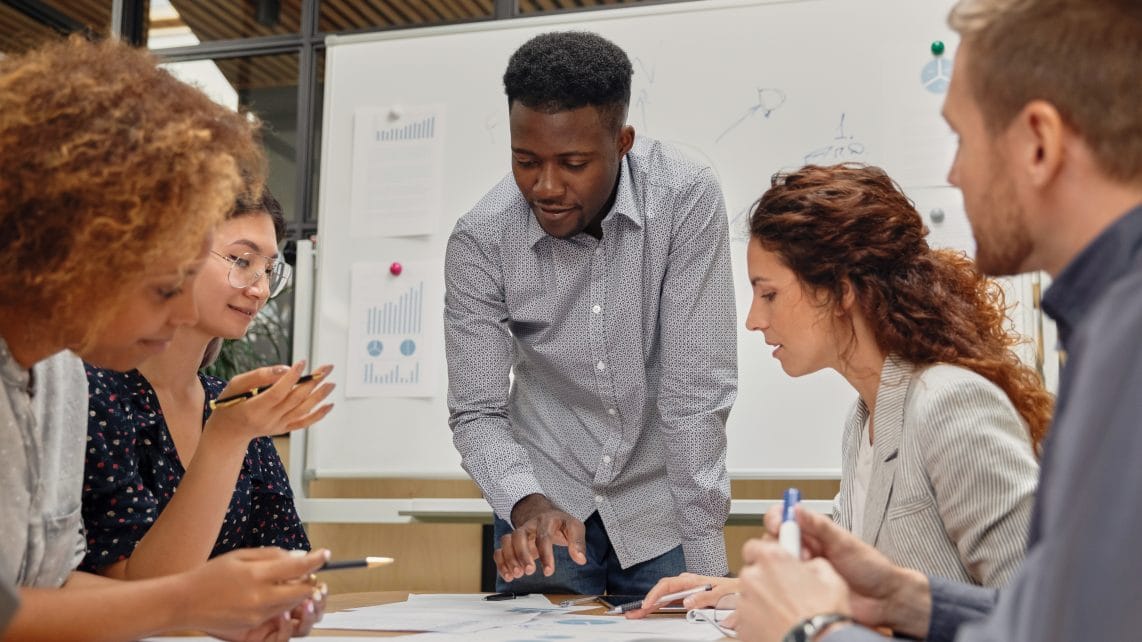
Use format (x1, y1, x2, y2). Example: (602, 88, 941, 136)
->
(632, 164, 1050, 620)
(743, 163, 1048, 580)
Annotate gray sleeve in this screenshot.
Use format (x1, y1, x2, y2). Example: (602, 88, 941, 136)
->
(655, 168, 736, 576)
(28, 350, 88, 586)
(816, 576, 995, 642)
(444, 221, 543, 522)
(954, 287, 1142, 642)
(927, 575, 998, 642)
(0, 580, 18, 637)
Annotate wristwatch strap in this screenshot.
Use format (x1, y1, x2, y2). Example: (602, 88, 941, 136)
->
(781, 613, 855, 642)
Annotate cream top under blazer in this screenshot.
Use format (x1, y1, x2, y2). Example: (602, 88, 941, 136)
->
(833, 355, 1039, 588)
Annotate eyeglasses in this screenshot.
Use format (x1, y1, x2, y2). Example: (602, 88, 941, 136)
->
(686, 592, 739, 638)
(211, 250, 292, 298)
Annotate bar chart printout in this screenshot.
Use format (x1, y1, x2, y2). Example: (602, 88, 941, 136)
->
(350, 104, 445, 237)
(346, 261, 440, 398)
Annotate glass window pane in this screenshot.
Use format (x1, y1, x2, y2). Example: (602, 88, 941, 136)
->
(0, 0, 111, 54)
(164, 54, 300, 226)
(164, 53, 301, 367)
(319, 0, 494, 33)
(150, 0, 301, 50)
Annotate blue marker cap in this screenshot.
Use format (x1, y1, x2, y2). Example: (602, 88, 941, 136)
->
(783, 487, 801, 522)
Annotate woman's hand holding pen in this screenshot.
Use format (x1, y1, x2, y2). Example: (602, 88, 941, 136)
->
(288, 582, 328, 637)
(185, 548, 329, 635)
(205, 360, 336, 446)
(624, 573, 738, 619)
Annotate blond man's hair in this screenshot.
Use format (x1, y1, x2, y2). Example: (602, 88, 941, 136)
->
(948, 0, 1142, 182)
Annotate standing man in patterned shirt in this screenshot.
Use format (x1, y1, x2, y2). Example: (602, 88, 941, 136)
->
(444, 31, 738, 595)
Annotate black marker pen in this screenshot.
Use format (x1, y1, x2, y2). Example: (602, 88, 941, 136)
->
(484, 591, 530, 601)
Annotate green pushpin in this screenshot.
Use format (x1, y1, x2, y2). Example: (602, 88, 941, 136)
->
(931, 40, 946, 56)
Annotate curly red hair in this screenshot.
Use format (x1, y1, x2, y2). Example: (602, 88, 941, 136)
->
(0, 36, 264, 352)
(749, 164, 1052, 452)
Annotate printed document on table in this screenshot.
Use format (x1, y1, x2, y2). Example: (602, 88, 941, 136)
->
(315, 593, 577, 633)
(405, 610, 725, 641)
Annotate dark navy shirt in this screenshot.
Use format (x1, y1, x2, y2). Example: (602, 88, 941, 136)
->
(80, 365, 309, 572)
(831, 204, 1142, 642)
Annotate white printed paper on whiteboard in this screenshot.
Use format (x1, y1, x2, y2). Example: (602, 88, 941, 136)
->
(350, 105, 445, 237)
(346, 261, 441, 398)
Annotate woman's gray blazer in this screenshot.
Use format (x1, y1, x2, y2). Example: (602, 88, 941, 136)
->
(833, 355, 1039, 588)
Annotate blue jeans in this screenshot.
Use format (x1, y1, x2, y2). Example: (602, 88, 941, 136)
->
(493, 511, 684, 595)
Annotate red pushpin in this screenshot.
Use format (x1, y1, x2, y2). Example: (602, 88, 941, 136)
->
(389, 262, 402, 276)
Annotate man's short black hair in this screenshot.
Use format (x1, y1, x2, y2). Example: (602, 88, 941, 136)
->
(503, 31, 633, 132)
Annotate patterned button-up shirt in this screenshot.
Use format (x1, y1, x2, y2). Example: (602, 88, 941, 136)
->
(80, 366, 309, 572)
(445, 136, 737, 574)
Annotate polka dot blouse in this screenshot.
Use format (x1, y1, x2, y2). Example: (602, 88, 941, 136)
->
(80, 365, 309, 572)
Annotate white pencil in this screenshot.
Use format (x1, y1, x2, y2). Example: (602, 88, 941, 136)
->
(605, 584, 714, 614)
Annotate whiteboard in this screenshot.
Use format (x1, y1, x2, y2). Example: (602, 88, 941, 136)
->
(310, 0, 968, 479)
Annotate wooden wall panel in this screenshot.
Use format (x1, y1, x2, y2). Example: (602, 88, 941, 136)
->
(308, 522, 485, 593)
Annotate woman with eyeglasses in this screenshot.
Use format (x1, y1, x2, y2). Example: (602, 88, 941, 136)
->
(79, 188, 335, 611)
(629, 164, 1051, 626)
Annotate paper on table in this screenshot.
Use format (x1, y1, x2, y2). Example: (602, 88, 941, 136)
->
(406, 626, 689, 635)
(316, 593, 581, 633)
(522, 610, 725, 639)
(317, 605, 539, 633)
(406, 593, 567, 610)
(405, 610, 725, 641)
(143, 635, 356, 639)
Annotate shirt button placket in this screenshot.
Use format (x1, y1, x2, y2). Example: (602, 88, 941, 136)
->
(590, 238, 619, 489)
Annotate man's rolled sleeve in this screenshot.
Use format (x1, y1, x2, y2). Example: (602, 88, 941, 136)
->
(927, 575, 997, 642)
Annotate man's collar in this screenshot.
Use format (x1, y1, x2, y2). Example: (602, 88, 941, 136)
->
(1042, 203, 1142, 346)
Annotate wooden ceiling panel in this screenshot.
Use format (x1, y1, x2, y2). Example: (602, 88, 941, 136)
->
(0, 0, 111, 54)
(520, 0, 640, 12)
(4, 0, 648, 87)
(168, 0, 302, 41)
(318, 0, 492, 31)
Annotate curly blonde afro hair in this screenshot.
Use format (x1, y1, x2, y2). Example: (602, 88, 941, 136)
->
(0, 36, 265, 351)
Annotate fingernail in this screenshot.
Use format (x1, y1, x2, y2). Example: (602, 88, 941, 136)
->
(321, 548, 331, 560)
(308, 594, 319, 609)
(288, 549, 307, 557)
(319, 582, 329, 597)
(295, 359, 308, 370)
(273, 365, 289, 374)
